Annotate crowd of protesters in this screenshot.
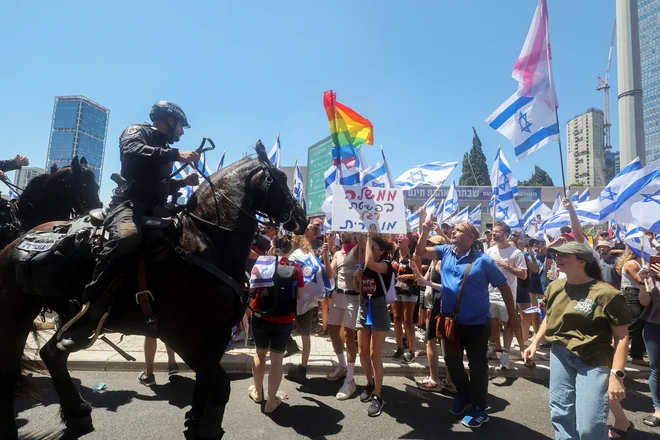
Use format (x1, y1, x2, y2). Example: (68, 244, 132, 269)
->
(233, 196, 659, 438)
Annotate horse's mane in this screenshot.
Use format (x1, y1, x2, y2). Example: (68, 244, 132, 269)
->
(18, 172, 52, 202)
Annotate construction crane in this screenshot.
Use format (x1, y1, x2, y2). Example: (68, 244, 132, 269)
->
(597, 20, 617, 151)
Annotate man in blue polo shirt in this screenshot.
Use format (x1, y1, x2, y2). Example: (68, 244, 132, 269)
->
(416, 214, 518, 429)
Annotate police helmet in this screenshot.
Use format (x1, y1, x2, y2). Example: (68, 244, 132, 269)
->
(149, 101, 190, 128)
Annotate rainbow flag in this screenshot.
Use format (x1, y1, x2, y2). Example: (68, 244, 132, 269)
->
(323, 90, 374, 168)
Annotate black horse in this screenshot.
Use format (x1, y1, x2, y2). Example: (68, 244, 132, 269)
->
(0, 156, 101, 249)
(0, 142, 307, 440)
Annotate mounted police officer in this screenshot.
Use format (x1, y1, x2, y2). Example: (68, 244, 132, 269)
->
(58, 101, 201, 351)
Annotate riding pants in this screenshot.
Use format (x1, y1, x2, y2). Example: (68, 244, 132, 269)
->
(82, 199, 145, 319)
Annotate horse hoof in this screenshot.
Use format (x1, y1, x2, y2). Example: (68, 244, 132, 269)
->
(64, 413, 94, 436)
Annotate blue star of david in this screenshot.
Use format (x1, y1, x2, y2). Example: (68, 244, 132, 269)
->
(408, 169, 427, 184)
(641, 189, 660, 205)
(260, 267, 270, 277)
(497, 205, 510, 220)
(372, 182, 385, 188)
(498, 182, 508, 192)
(599, 187, 617, 202)
(518, 111, 532, 133)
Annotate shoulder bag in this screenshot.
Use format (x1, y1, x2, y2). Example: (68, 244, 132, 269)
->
(436, 251, 474, 342)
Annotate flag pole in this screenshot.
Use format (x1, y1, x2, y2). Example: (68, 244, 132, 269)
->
(423, 185, 443, 208)
(555, 108, 567, 196)
(380, 145, 395, 187)
(641, 237, 651, 290)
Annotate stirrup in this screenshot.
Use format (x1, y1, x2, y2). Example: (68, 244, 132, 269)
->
(56, 302, 90, 340)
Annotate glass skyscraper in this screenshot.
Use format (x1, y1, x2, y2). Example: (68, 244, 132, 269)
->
(46, 96, 110, 185)
(639, 0, 660, 162)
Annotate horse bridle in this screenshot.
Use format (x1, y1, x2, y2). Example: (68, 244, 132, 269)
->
(59, 172, 90, 216)
(186, 155, 297, 234)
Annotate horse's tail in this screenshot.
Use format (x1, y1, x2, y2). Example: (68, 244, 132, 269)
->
(15, 322, 44, 400)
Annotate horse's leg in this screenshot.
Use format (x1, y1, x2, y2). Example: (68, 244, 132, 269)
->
(0, 298, 40, 440)
(177, 330, 232, 440)
(39, 337, 93, 434)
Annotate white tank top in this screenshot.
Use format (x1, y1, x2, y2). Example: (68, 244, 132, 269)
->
(621, 260, 641, 289)
(336, 248, 357, 291)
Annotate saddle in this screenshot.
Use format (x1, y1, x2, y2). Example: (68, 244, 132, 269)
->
(12, 210, 178, 298)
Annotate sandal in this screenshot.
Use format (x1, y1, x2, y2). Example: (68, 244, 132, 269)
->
(248, 385, 263, 403)
(643, 415, 660, 427)
(524, 359, 537, 368)
(416, 377, 442, 392)
(631, 359, 650, 367)
(608, 421, 634, 439)
(264, 396, 282, 414)
(437, 378, 457, 394)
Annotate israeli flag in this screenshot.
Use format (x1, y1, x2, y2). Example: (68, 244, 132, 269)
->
(361, 160, 389, 188)
(426, 199, 439, 220)
(490, 147, 518, 198)
(394, 161, 457, 190)
(452, 206, 470, 223)
(216, 151, 226, 172)
(438, 179, 458, 221)
(570, 191, 579, 205)
(293, 162, 307, 213)
(407, 209, 420, 231)
(250, 256, 277, 288)
(322, 195, 333, 228)
(268, 134, 281, 169)
(9, 189, 19, 199)
(598, 157, 644, 221)
(609, 159, 660, 234)
(578, 188, 590, 204)
(551, 190, 561, 213)
(468, 205, 482, 228)
(324, 165, 360, 198)
(521, 199, 553, 237)
(625, 224, 658, 262)
(542, 198, 602, 239)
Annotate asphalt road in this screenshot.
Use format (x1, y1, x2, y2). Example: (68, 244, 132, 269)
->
(15, 371, 658, 439)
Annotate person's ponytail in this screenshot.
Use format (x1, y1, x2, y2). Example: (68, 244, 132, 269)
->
(584, 259, 603, 281)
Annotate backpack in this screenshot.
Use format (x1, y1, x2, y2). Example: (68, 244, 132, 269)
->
(258, 259, 299, 316)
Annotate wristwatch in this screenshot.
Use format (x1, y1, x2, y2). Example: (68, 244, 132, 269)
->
(611, 369, 625, 379)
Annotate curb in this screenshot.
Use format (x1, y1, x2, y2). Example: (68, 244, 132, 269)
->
(29, 357, 651, 380)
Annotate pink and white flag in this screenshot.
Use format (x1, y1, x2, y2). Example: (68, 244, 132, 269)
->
(486, 0, 560, 160)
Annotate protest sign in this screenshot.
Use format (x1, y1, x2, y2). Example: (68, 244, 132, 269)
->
(332, 185, 406, 234)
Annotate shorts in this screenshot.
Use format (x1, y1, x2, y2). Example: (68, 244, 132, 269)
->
(329, 291, 360, 330)
(356, 295, 390, 332)
(420, 287, 435, 309)
(490, 299, 509, 323)
(516, 289, 531, 304)
(396, 293, 418, 303)
(425, 291, 442, 342)
(295, 308, 315, 336)
(252, 316, 293, 354)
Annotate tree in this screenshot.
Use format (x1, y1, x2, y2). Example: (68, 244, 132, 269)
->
(459, 127, 490, 186)
(570, 181, 587, 187)
(519, 165, 555, 186)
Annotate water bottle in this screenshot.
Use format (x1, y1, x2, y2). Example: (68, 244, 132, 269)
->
(92, 382, 107, 393)
(365, 294, 373, 326)
(550, 260, 559, 280)
(275, 391, 289, 400)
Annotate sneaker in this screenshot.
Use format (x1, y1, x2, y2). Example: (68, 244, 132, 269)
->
(542, 352, 551, 361)
(367, 396, 384, 417)
(360, 383, 375, 402)
(486, 345, 498, 360)
(336, 378, 357, 400)
(401, 351, 415, 364)
(167, 362, 180, 376)
(137, 371, 156, 387)
(461, 406, 490, 428)
(392, 347, 404, 360)
(500, 350, 511, 370)
(232, 331, 245, 343)
(326, 365, 347, 381)
(449, 395, 471, 416)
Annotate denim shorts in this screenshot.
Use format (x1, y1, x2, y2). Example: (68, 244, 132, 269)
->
(251, 316, 293, 354)
(356, 295, 390, 332)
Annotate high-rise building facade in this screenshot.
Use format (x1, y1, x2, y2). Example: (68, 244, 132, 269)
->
(46, 96, 110, 186)
(605, 151, 621, 183)
(640, 0, 660, 162)
(567, 108, 607, 187)
(13, 167, 46, 193)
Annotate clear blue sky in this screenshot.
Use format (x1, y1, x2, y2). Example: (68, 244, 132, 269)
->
(1, 0, 618, 204)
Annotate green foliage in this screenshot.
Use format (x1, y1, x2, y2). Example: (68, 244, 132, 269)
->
(459, 127, 490, 186)
(519, 165, 555, 186)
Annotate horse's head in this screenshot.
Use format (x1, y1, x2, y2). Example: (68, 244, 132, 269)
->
(51, 156, 103, 215)
(252, 141, 307, 234)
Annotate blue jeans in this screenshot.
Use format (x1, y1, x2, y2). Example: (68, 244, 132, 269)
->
(549, 343, 610, 440)
(643, 321, 660, 410)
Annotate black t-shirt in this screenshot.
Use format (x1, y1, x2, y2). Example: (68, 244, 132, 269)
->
(362, 259, 393, 298)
